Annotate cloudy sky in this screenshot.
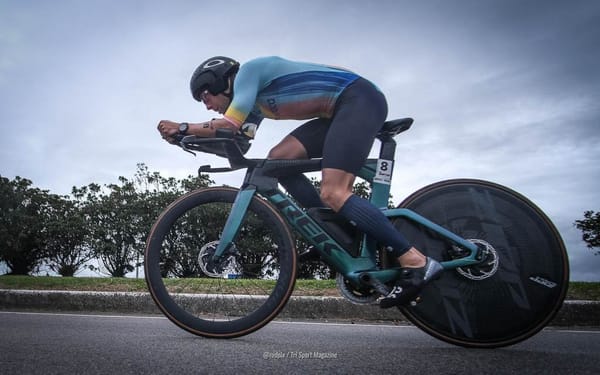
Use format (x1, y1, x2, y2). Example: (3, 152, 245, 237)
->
(1, 0, 599, 281)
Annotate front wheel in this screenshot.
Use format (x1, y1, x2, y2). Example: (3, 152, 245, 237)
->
(145, 187, 297, 338)
(393, 179, 569, 348)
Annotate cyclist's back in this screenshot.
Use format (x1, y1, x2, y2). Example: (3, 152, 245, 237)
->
(224, 56, 360, 126)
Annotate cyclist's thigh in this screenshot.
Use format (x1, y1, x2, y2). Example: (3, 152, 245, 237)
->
(323, 78, 388, 175)
(268, 134, 309, 159)
(289, 118, 331, 159)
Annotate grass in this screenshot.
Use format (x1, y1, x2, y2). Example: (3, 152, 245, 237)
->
(0, 275, 148, 292)
(0, 275, 339, 296)
(0, 275, 598, 300)
(566, 282, 600, 301)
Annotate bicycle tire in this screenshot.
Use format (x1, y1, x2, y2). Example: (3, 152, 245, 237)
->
(393, 179, 569, 348)
(145, 187, 297, 338)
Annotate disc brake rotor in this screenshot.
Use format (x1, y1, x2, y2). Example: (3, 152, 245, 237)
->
(454, 239, 499, 281)
(198, 240, 242, 278)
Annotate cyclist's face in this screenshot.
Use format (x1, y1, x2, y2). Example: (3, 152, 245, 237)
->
(201, 91, 230, 115)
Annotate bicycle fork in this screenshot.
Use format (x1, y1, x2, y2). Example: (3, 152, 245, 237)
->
(212, 186, 257, 260)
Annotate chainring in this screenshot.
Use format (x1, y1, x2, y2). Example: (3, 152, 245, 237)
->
(336, 273, 381, 304)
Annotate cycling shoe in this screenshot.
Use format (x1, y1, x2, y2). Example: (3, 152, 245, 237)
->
(380, 257, 443, 308)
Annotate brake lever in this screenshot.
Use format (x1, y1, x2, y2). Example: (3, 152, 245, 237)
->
(175, 134, 196, 156)
(180, 141, 196, 156)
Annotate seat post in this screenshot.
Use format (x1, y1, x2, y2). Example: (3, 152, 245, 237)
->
(370, 136, 396, 209)
(378, 137, 397, 161)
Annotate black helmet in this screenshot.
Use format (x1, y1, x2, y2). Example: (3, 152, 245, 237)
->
(190, 56, 240, 101)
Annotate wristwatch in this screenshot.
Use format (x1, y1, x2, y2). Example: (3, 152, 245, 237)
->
(178, 122, 189, 135)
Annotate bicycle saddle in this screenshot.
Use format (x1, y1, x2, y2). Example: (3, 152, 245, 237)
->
(377, 118, 413, 140)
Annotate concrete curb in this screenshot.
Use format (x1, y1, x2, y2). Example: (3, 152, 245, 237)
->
(1, 289, 598, 327)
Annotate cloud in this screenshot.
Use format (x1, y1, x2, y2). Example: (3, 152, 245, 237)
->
(1, 0, 599, 280)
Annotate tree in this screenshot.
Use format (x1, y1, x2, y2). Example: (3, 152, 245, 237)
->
(43, 194, 93, 277)
(0, 176, 54, 275)
(575, 210, 600, 255)
(73, 178, 146, 277)
(73, 164, 214, 277)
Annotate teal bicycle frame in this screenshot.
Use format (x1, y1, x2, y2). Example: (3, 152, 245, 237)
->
(203, 129, 481, 287)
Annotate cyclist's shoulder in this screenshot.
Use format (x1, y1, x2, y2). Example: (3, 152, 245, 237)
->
(239, 56, 358, 81)
(235, 56, 281, 86)
(241, 56, 345, 73)
(240, 56, 284, 71)
(236, 56, 310, 90)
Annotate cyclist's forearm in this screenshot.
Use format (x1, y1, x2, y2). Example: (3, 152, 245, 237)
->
(188, 118, 238, 137)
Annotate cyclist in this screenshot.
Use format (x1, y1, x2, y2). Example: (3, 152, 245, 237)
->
(157, 56, 442, 307)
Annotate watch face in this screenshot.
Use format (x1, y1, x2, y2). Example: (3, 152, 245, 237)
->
(179, 123, 189, 134)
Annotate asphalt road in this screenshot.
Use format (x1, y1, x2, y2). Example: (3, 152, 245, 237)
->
(1, 311, 599, 375)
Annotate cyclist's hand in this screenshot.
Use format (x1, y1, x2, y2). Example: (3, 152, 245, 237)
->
(157, 120, 180, 144)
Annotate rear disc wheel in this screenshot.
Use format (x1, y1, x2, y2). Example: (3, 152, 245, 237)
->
(393, 179, 569, 348)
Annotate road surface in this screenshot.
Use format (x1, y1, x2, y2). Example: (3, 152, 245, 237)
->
(1, 311, 598, 374)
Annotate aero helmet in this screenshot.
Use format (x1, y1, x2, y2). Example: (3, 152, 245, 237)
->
(190, 56, 240, 101)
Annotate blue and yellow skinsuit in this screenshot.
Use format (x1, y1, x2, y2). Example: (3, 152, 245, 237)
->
(223, 56, 360, 128)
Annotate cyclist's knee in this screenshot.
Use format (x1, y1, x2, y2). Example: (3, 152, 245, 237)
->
(320, 187, 352, 212)
(320, 168, 355, 211)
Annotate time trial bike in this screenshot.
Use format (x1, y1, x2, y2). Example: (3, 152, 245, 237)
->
(144, 118, 569, 348)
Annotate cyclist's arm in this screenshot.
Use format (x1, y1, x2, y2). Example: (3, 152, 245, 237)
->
(157, 118, 237, 143)
(187, 118, 238, 137)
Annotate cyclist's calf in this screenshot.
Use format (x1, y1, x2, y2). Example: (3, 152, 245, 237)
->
(320, 168, 356, 212)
